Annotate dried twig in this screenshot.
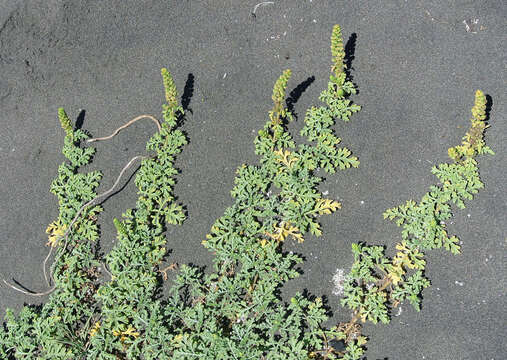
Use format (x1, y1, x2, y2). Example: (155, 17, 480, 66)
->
(419, 6, 452, 30)
(2, 279, 56, 297)
(47, 154, 153, 284)
(100, 261, 114, 281)
(463, 19, 479, 33)
(2, 112, 164, 296)
(86, 115, 161, 143)
(159, 263, 179, 281)
(1, 154, 153, 297)
(252, 2, 274, 18)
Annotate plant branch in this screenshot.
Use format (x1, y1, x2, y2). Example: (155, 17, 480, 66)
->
(1, 155, 153, 297)
(48, 154, 154, 283)
(86, 115, 161, 143)
(2, 279, 56, 297)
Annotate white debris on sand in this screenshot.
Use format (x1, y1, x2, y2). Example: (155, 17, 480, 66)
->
(332, 268, 347, 297)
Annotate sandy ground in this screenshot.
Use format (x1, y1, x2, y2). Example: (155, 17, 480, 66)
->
(0, 1, 505, 359)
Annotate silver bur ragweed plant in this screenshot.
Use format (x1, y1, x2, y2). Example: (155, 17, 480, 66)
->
(0, 24, 493, 360)
(337, 89, 493, 353)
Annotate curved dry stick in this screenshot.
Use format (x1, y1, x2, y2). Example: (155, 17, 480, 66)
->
(1, 155, 153, 297)
(43, 245, 55, 286)
(252, 2, 274, 16)
(3, 112, 163, 296)
(2, 279, 56, 297)
(3, 155, 152, 297)
(100, 261, 114, 281)
(86, 115, 161, 143)
(46, 154, 153, 286)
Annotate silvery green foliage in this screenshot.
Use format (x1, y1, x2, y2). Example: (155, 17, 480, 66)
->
(0, 109, 103, 359)
(0, 25, 362, 359)
(0, 26, 492, 360)
(340, 90, 493, 349)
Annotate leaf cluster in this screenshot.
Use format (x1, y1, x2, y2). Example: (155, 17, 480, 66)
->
(0, 25, 493, 360)
(0, 25, 362, 360)
(339, 90, 493, 352)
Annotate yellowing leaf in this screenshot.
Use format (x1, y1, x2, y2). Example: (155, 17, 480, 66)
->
(360, 313, 367, 323)
(45, 220, 67, 247)
(274, 148, 299, 169)
(387, 263, 405, 285)
(394, 242, 425, 270)
(395, 242, 408, 252)
(314, 198, 341, 215)
(113, 325, 140, 344)
(265, 221, 304, 243)
(123, 325, 140, 338)
(89, 321, 101, 338)
(173, 334, 184, 347)
(357, 335, 368, 346)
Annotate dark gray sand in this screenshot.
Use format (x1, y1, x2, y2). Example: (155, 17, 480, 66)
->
(0, 1, 505, 359)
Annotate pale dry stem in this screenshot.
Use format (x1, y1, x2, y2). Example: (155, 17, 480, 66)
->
(2, 155, 152, 296)
(86, 115, 161, 143)
(47, 154, 153, 285)
(2, 279, 56, 297)
(159, 263, 179, 281)
(3, 114, 162, 296)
